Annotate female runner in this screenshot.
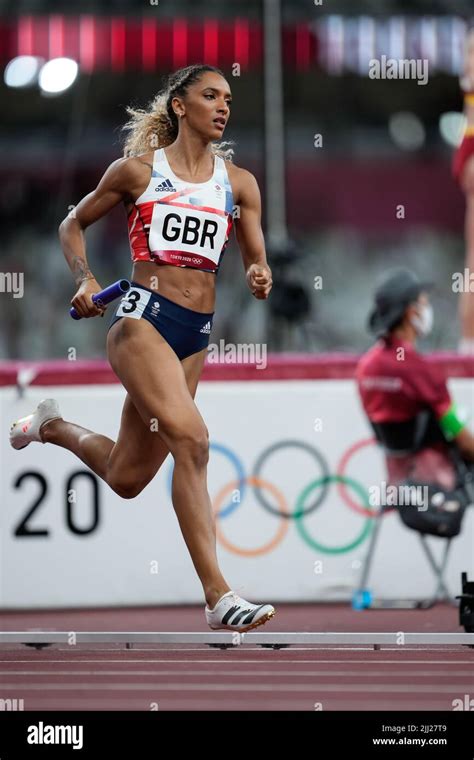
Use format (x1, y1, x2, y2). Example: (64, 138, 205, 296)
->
(10, 64, 275, 632)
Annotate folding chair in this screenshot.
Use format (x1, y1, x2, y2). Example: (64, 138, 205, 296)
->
(354, 410, 473, 609)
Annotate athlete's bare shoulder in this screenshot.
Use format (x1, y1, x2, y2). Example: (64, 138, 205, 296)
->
(224, 161, 259, 205)
(129, 151, 155, 173)
(99, 153, 154, 200)
(225, 161, 256, 183)
(107, 153, 153, 183)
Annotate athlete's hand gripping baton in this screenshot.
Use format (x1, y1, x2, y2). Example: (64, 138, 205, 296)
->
(69, 279, 131, 320)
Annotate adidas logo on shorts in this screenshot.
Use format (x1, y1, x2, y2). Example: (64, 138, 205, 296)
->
(200, 321, 211, 334)
(155, 179, 176, 192)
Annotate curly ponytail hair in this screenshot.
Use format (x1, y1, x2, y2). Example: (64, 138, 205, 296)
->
(122, 64, 234, 160)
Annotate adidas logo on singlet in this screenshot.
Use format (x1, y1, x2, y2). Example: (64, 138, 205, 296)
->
(155, 179, 176, 192)
(200, 321, 212, 334)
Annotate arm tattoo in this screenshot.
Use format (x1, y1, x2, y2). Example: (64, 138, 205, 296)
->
(72, 256, 94, 285)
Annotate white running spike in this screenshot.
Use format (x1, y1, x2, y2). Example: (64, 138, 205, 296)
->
(9, 399, 62, 450)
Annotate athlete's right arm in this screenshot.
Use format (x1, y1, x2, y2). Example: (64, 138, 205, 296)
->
(58, 157, 137, 318)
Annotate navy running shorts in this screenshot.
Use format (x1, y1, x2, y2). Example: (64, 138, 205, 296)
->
(108, 281, 214, 361)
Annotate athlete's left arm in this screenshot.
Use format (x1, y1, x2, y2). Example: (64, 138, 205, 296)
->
(233, 167, 272, 300)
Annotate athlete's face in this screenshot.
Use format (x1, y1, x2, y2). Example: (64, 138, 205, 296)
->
(174, 72, 232, 139)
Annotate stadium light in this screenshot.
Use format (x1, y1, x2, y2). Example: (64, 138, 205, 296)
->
(439, 112, 467, 147)
(38, 57, 79, 95)
(4, 56, 42, 88)
(389, 111, 425, 151)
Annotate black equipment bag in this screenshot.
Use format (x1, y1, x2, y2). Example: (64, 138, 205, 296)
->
(396, 480, 468, 538)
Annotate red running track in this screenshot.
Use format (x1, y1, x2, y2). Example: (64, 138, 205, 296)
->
(0, 603, 472, 712)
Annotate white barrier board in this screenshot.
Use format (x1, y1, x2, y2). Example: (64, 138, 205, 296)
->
(1, 379, 472, 607)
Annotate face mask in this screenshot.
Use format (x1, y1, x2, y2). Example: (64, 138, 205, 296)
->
(410, 303, 433, 336)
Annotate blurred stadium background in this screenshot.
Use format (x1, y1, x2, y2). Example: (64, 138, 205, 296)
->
(1, 4, 474, 719)
(0, 0, 472, 359)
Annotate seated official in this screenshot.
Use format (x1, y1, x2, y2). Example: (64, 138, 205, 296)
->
(356, 269, 474, 490)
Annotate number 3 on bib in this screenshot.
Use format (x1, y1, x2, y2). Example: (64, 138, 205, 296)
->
(116, 288, 151, 319)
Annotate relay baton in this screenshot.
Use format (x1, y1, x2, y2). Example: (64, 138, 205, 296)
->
(69, 279, 131, 320)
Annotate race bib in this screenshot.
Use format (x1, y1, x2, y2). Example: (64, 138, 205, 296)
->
(115, 287, 152, 320)
(149, 205, 227, 265)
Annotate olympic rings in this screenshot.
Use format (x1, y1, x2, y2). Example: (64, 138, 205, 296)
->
(213, 476, 290, 557)
(164, 437, 384, 556)
(251, 440, 330, 518)
(336, 438, 380, 517)
(294, 474, 374, 554)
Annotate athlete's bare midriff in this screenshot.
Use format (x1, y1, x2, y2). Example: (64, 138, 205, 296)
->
(131, 260, 217, 313)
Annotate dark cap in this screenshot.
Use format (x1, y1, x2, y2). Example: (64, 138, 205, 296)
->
(368, 268, 432, 338)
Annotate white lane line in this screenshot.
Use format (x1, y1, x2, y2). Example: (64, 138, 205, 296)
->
(10, 698, 456, 707)
(1, 647, 469, 653)
(7, 698, 455, 711)
(0, 682, 467, 693)
(0, 669, 471, 677)
(0, 658, 472, 665)
(94, 647, 472, 654)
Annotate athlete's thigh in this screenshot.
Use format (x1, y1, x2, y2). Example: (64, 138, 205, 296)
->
(181, 345, 208, 398)
(112, 346, 207, 469)
(106, 319, 208, 474)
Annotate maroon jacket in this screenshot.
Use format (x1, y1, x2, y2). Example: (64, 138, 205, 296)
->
(356, 337, 455, 489)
